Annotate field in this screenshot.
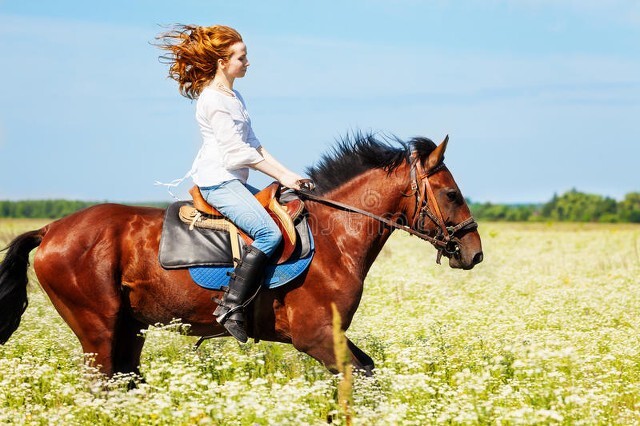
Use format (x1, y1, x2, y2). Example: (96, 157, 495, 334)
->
(1, 219, 639, 425)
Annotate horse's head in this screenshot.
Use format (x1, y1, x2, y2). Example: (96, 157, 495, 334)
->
(304, 132, 482, 270)
(407, 136, 483, 270)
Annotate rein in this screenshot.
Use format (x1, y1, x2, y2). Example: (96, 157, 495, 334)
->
(296, 150, 478, 264)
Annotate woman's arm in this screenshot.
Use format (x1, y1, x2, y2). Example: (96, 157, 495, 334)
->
(257, 147, 293, 177)
(251, 147, 304, 189)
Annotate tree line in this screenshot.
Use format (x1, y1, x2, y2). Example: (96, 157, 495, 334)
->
(0, 200, 168, 219)
(470, 190, 640, 223)
(0, 190, 639, 222)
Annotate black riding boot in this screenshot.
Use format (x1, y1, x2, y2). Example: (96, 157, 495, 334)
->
(213, 246, 269, 343)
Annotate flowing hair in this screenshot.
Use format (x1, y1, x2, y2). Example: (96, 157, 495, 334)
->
(157, 24, 243, 99)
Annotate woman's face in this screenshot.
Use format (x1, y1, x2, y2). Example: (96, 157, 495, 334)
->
(222, 42, 249, 79)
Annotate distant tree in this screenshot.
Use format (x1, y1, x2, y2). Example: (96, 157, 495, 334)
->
(0, 200, 97, 218)
(542, 189, 617, 222)
(471, 190, 640, 223)
(0, 201, 10, 217)
(541, 193, 558, 218)
(618, 192, 640, 223)
(470, 202, 539, 222)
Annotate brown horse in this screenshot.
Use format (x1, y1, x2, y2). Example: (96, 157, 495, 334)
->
(0, 134, 482, 377)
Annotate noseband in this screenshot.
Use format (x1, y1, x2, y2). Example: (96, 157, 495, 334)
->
(405, 151, 478, 263)
(296, 149, 478, 264)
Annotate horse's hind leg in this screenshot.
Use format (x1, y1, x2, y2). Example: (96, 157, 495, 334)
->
(43, 300, 147, 381)
(102, 312, 148, 390)
(112, 313, 148, 378)
(44, 292, 120, 376)
(46, 298, 147, 379)
(34, 273, 122, 376)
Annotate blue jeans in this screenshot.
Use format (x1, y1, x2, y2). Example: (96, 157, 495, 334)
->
(200, 180, 282, 257)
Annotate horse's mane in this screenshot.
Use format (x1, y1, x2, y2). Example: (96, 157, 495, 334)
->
(305, 132, 437, 194)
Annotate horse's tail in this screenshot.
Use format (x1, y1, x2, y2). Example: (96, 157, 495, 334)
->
(0, 229, 44, 344)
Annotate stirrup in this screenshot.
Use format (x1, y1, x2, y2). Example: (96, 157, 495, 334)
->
(215, 304, 244, 325)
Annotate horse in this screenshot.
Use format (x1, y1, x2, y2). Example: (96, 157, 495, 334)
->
(0, 133, 483, 378)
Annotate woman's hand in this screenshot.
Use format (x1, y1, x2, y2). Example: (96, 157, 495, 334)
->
(279, 172, 305, 190)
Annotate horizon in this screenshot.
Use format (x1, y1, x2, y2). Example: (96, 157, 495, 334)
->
(0, 187, 634, 205)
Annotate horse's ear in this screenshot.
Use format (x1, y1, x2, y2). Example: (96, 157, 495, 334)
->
(425, 135, 449, 171)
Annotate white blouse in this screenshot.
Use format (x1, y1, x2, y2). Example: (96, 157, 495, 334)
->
(190, 86, 263, 187)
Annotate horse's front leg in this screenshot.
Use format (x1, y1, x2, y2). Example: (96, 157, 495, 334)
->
(290, 320, 375, 376)
(347, 338, 375, 376)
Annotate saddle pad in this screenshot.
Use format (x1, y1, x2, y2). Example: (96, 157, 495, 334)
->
(189, 235, 314, 290)
(159, 201, 244, 268)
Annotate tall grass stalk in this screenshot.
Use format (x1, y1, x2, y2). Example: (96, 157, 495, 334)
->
(332, 303, 353, 425)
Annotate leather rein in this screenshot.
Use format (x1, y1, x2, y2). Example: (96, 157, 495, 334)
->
(296, 150, 478, 264)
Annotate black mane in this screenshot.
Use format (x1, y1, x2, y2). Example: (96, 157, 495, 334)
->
(305, 132, 437, 194)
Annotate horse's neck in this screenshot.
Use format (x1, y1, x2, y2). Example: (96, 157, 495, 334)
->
(311, 168, 407, 280)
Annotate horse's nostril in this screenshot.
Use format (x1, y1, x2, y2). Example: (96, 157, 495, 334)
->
(473, 252, 483, 264)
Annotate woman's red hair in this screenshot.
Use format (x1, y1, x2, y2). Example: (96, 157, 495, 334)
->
(157, 24, 243, 99)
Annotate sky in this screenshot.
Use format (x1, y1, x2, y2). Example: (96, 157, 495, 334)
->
(0, 0, 638, 203)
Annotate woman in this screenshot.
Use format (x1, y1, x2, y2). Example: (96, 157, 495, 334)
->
(158, 25, 306, 343)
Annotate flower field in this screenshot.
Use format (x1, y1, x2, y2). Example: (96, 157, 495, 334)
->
(1, 219, 639, 425)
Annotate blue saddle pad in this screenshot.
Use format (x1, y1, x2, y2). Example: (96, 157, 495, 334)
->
(189, 233, 314, 290)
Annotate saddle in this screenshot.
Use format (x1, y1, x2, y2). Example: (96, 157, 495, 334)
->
(180, 183, 305, 264)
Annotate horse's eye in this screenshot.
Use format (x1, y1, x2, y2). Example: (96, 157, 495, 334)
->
(446, 191, 458, 202)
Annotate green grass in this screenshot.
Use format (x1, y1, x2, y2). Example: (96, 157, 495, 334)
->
(1, 219, 640, 424)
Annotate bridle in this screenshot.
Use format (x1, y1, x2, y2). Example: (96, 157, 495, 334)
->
(295, 149, 478, 264)
(405, 150, 478, 263)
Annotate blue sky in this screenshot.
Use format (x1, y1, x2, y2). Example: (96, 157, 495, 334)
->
(0, 1, 638, 203)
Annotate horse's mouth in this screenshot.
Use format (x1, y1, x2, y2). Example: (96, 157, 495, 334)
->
(448, 250, 483, 270)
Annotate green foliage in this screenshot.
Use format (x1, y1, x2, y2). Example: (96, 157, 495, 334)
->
(618, 192, 640, 223)
(470, 189, 640, 223)
(541, 189, 617, 222)
(469, 202, 538, 222)
(0, 200, 169, 219)
(0, 200, 96, 218)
